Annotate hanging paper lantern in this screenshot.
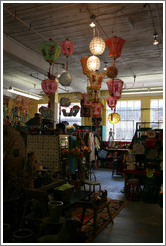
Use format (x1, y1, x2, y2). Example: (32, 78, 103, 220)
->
(106, 79, 124, 99)
(59, 72, 72, 86)
(105, 36, 126, 60)
(91, 102, 103, 116)
(108, 112, 120, 124)
(107, 65, 118, 79)
(106, 96, 117, 109)
(39, 39, 61, 64)
(82, 93, 92, 107)
(86, 71, 106, 90)
(60, 97, 71, 107)
(61, 38, 74, 70)
(80, 56, 91, 75)
(41, 79, 58, 95)
(89, 36, 106, 55)
(87, 87, 99, 102)
(87, 56, 100, 71)
(80, 99, 91, 117)
(61, 39, 74, 57)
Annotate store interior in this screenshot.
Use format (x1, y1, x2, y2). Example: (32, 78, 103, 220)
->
(2, 2, 164, 244)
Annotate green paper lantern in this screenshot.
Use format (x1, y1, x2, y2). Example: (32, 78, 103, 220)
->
(39, 39, 61, 64)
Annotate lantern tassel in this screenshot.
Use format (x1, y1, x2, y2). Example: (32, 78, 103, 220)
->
(15, 10, 16, 21)
(66, 56, 68, 71)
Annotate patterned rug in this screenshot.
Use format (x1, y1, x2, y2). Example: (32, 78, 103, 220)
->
(68, 198, 127, 243)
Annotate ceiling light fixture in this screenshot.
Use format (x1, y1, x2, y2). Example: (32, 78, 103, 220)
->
(7, 87, 43, 100)
(104, 62, 108, 71)
(153, 33, 159, 45)
(89, 15, 96, 28)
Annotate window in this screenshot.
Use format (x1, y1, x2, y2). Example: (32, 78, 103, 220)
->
(106, 100, 141, 141)
(150, 99, 163, 129)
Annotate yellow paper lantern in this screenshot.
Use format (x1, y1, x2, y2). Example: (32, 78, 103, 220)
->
(108, 113, 120, 124)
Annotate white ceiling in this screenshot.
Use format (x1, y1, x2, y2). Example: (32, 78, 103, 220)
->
(3, 2, 163, 98)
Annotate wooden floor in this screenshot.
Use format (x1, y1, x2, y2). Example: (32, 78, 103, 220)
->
(90, 168, 163, 244)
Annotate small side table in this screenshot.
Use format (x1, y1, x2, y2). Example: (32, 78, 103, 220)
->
(76, 198, 114, 234)
(83, 179, 101, 192)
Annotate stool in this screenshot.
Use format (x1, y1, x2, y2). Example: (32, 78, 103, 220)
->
(83, 180, 101, 192)
(125, 182, 142, 201)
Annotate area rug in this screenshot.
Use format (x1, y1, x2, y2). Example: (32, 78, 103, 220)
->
(68, 198, 127, 243)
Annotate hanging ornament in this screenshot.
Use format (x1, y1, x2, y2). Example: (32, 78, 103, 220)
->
(106, 96, 117, 110)
(41, 79, 58, 95)
(89, 36, 105, 55)
(39, 39, 61, 64)
(80, 99, 91, 117)
(61, 38, 74, 70)
(105, 36, 126, 61)
(87, 55, 100, 71)
(87, 87, 99, 102)
(91, 102, 103, 116)
(59, 72, 72, 86)
(107, 65, 118, 79)
(80, 56, 91, 75)
(106, 79, 123, 99)
(108, 112, 120, 124)
(86, 70, 106, 90)
(60, 97, 71, 107)
(82, 93, 92, 107)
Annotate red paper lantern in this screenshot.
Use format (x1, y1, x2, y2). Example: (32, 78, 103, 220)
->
(61, 39, 74, 57)
(41, 79, 58, 95)
(82, 93, 92, 107)
(106, 79, 123, 99)
(105, 36, 126, 60)
(87, 71, 106, 90)
(91, 103, 103, 116)
(106, 96, 117, 109)
(80, 56, 90, 75)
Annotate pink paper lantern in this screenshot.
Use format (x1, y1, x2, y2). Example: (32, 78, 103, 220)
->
(61, 38, 74, 57)
(91, 103, 103, 116)
(82, 93, 92, 107)
(105, 36, 126, 60)
(41, 79, 58, 95)
(106, 79, 123, 99)
(106, 96, 117, 109)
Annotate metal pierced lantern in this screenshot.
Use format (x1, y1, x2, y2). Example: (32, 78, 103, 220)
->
(107, 65, 118, 79)
(87, 56, 101, 71)
(59, 72, 72, 86)
(105, 36, 126, 60)
(41, 79, 58, 95)
(108, 112, 120, 124)
(91, 103, 103, 116)
(82, 93, 92, 107)
(39, 39, 61, 64)
(60, 97, 71, 107)
(86, 71, 106, 90)
(89, 36, 106, 55)
(80, 56, 91, 75)
(106, 96, 117, 109)
(106, 79, 124, 99)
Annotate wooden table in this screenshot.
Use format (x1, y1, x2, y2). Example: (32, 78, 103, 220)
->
(76, 198, 114, 234)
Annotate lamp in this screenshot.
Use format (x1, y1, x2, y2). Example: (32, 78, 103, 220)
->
(89, 15, 96, 28)
(7, 87, 43, 100)
(89, 36, 105, 55)
(153, 33, 159, 45)
(87, 55, 101, 71)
